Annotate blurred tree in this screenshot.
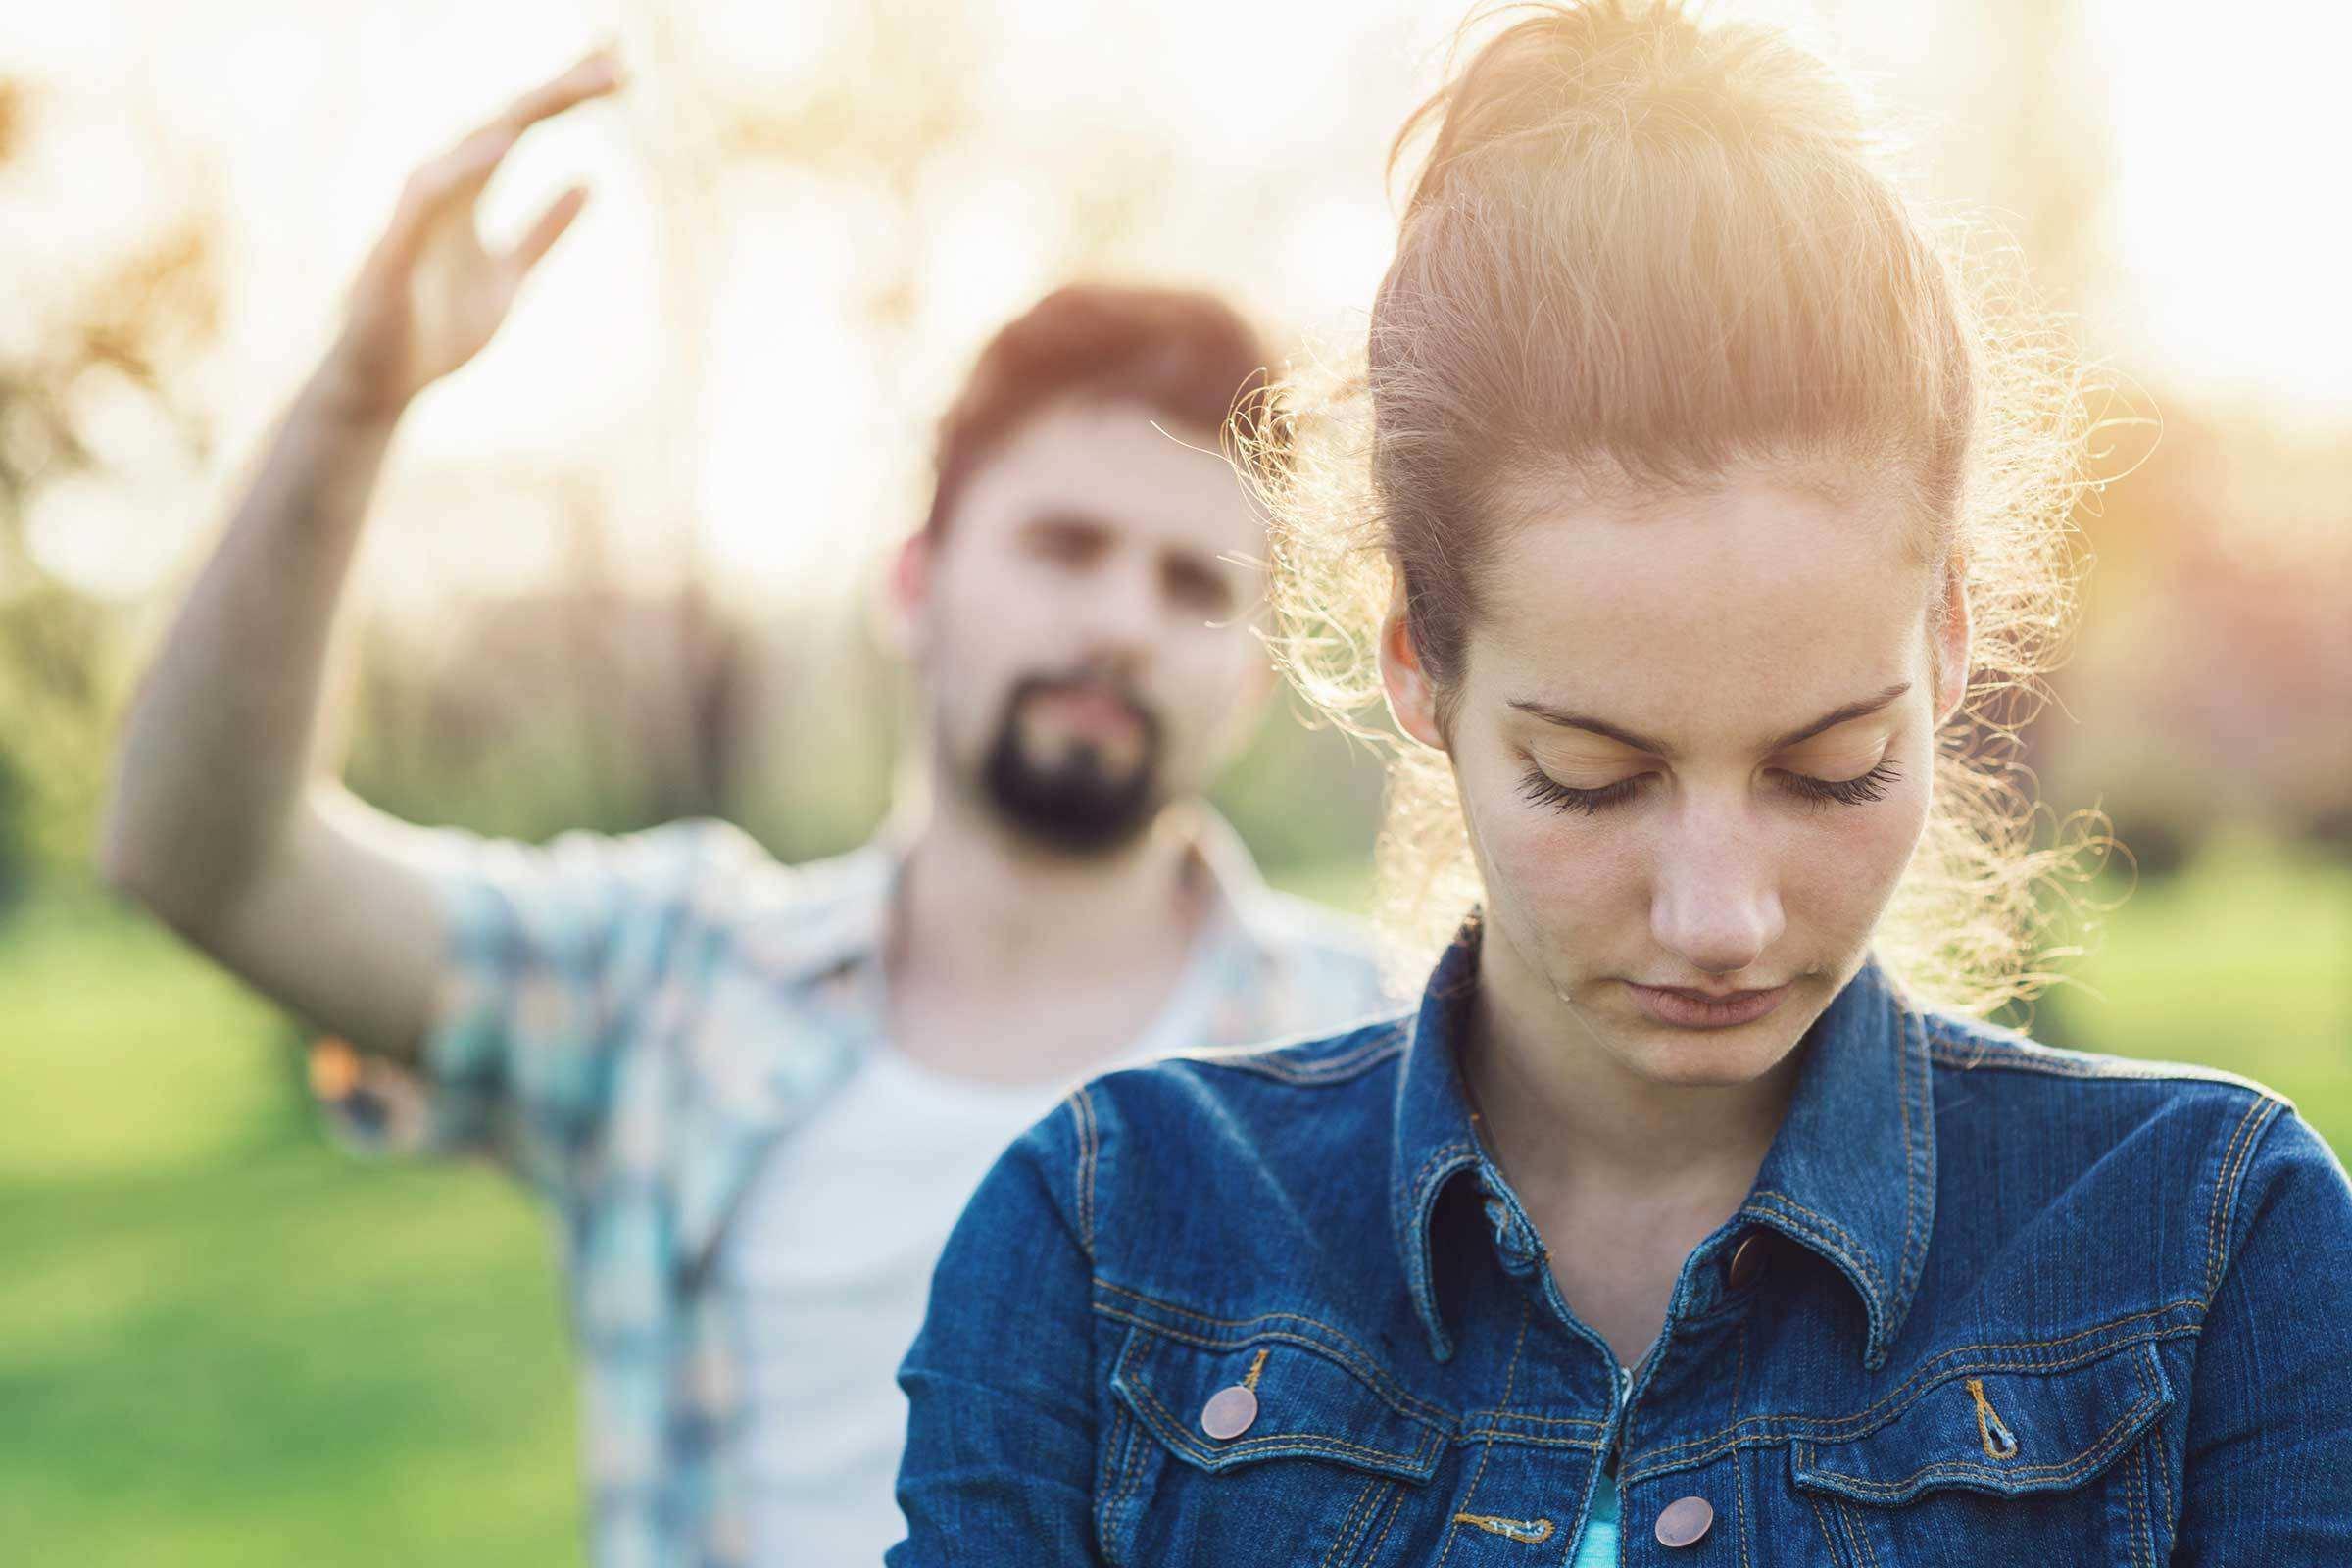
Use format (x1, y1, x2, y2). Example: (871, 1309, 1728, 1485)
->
(0, 75, 220, 896)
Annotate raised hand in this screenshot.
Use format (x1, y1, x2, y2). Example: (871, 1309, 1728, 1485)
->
(322, 51, 622, 424)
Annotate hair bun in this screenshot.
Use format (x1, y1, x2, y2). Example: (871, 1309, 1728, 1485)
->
(1394, 0, 1870, 214)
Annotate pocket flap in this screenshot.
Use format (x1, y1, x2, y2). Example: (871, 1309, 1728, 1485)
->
(1109, 1316, 1451, 1484)
(1789, 1341, 2172, 1506)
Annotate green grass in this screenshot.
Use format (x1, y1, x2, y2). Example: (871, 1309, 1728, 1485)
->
(2034, 830, 2352, 1154)
(0, 881, 579, 1566)
(0, 843, 2341, 1564)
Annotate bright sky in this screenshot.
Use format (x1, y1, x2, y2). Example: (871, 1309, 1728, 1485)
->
(5, 0, 2345, 608)
(2085, 0, 2352, 410)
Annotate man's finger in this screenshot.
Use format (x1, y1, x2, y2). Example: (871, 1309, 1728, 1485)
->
(496, 50, 623, 136)
(506, 185, 589, 276)
(368, 52, 617, 281)
(376, 126, 519, 271)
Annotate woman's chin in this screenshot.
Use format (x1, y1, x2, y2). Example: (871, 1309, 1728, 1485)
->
(1608, 1009, 1815, 1090)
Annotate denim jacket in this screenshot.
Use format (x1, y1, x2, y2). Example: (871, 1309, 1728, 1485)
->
(894, 924, 2352, 1564)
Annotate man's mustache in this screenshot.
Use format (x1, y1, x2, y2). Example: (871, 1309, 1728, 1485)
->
(1010, 671, 1159, 735)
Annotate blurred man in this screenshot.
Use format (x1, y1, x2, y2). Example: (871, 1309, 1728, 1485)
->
(97, 52, 1388, 1568)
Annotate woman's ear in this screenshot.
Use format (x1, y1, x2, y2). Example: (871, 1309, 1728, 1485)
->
(1379, 579, 1447, 751)
(1931, 551, 1973, 726)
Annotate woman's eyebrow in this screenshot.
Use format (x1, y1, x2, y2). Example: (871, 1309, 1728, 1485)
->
(1507, 681, 1913, 760)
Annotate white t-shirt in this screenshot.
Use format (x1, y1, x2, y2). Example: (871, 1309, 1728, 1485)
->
(719, 950, 1222, 1566)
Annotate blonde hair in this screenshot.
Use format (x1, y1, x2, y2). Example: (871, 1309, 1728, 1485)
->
(1248, 0, 2108, 1015)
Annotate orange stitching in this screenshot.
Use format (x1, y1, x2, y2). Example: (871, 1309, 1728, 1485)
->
(1093, 1311, 1452, 1430)
(1743, 1190, 1894, 1298)
(1802, 1493, 1847, 1564)
(1125, 1373, 1440, 1470)
(2205, 1096, 2278, 1300)
(2130, 1343, 2172, 1554)
(1110, 1398, 1151, 1542)
(1850, 1494, 1883, 1568)
(1399, 1139, 1478, 1318)
(1104, 1335, 1156, 1541)
(1315, 1475, 1383, 1568)
(1965, 1377, 2019, 1459)
(1407, 1141, 1478, 1215)
(1925, 1033, 2278, 1094)
(1624, 1309, 2199, 1466)
(2128, 1436, 2151, 1568)
(1894, 1003, 1923, 1292)
(1436, 1299, 1529, 1568)
(1313, 1475, 1373, 1568)
(1625, 1332, 2192, 1481)
(1461, 1409, 1609, 1431)
(1450, 1512, 1554, 1544)
(1360, 1476, 1411, 1566)
(1091, 1284, 1456, 1426)
(1453, 1428, 1605, 1450)
(1732, 1320, 1754, 1568)
(1096, 1405, 1138, 1562)
(1099, 1315, 1444, 1427)
(2204, 1095, 2265, 1297)
(1807, 1387, 2162, 1496)
(1097, 1278, 1361, 1331)
(1243, 1348, 1269, 1392)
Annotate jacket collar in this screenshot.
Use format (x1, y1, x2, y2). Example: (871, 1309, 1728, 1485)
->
(1390, 921, 1936, 1371)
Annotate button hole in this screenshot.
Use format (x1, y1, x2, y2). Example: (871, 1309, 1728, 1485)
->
(1242, 1348, 1269, 1392)
(1966, 1377, 2020, 1459)
(1452, 1511, 1555, 1544)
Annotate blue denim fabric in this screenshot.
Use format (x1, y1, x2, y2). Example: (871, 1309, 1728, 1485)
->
(894, 922, 2352, 1565)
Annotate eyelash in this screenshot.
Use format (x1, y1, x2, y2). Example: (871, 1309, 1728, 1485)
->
(1516, 760, 1904, 816)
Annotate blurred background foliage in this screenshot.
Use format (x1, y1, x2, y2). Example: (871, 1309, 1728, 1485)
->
(1, 0, 2344, 1561)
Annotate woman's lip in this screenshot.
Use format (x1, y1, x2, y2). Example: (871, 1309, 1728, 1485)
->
(1624, 980, 1792, 1030)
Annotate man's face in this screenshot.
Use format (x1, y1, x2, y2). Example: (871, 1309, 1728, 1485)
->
(902, 398, 1270, 854)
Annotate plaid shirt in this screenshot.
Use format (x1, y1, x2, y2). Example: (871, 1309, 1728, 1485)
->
(327, 811, 1393, 1568)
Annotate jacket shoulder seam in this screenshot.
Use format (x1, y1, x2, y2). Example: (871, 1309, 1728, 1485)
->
(1168, 1019, 1411, 1086)
(1923, 1023, 2290, 1103)
(2203, 1093, 2291, 1303)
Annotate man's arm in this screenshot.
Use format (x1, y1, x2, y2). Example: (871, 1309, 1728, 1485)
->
(95, 53, 620, 1065)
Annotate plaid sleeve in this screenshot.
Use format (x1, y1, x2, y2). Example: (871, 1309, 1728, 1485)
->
(319, 816, 758, 1193)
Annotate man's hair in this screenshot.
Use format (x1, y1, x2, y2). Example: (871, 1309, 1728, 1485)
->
(922, 282, 1281, 538)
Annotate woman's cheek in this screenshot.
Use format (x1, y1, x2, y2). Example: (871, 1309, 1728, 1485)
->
(1790, 772, 1932, 935)
(1478, 791, 1646, 940)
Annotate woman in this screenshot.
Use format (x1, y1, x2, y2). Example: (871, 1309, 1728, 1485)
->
(891, 3, 2352, 1562)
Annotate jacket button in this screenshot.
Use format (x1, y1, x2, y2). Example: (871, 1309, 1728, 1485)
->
(1200, 1385, 1258, 1440)
(1654, 1495, 1714, 1547)
(1726, 1230, 1770, 1290)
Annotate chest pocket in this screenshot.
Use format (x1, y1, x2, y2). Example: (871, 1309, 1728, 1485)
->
(1094, 1308, 1452, 1568)
(1787, 1340, 2176, 1566)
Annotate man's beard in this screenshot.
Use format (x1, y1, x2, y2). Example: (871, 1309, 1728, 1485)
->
(976, 671, 1165, 855)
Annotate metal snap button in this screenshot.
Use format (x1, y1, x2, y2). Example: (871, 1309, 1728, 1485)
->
(1726, 1230, 1769, 1290)
(1200, 1384, 1258, 1440)
(1654, 1494, 1714, 1547)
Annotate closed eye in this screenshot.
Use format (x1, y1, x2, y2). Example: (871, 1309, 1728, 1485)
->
(1516, 760, 1903, 816)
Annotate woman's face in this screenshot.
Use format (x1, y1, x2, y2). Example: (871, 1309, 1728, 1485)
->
(1382, 466, 1969, 1088)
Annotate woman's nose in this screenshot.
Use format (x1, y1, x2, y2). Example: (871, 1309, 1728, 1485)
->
(1647, 805, 1787, 976)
